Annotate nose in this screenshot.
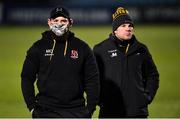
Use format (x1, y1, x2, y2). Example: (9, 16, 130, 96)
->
(126, 28, 131, 32)
(126, 26, 133, 32)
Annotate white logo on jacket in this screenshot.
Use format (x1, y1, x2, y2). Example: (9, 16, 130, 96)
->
(111, 52, 117, 57)
(45, 49, 54, 56)
(108, 49, 118, 58)
(136, 52, 141, 55)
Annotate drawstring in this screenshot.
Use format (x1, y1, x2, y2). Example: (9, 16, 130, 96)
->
(49, 39, 68, 61)
(50, 39, 56, 61)
(125, 43, 130, 54)
(64, 40, 68, 57)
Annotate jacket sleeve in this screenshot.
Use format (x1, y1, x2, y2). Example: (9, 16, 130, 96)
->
(93, 45, 104, 106)
(83, 45, 100, 115)
(142, 46, 159, 104)
(21, 43, 39, 111)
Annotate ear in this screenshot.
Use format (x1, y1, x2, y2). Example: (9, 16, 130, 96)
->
(112, 31, 115, 35)
(69, 18, 73, 26)
(47, 18, 52, 27)
(114, 30, 117, 34)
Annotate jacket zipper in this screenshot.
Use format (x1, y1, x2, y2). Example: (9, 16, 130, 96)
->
(50, 39, 56, 61)
(125, 43, 130, 55)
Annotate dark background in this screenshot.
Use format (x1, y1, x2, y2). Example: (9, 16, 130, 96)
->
(0, 0, 180, 25)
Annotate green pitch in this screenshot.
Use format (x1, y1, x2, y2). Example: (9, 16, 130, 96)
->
(0, 24, 180, 117)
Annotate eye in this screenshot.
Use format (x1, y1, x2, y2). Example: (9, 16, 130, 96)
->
(54, 19, 59, 22)
(129, 24, 133, 27)
(121, 24, 126, 27)
(60, 19, 68, 24)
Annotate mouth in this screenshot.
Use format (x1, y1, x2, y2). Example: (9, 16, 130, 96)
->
(125, 32, 132, 36)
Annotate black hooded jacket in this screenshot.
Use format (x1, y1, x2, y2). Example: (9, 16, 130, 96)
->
(93, 34, 159, 117)
(21, 31, 99, 114)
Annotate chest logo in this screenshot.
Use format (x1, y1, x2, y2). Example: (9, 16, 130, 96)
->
(136, 52, 141, 55)
(45, 49, 54, 56)
(108, 49, 118, 58)
(71, 50, 78, 59)
(111, 52, 117, 57)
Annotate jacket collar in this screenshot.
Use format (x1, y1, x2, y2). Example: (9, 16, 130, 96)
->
(109, 34, 143, 55)
(41, 30, 74, 43)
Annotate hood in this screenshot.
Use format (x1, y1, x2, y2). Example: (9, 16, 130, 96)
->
(41, 30, 75, 60)
(41, 30, 75, 42)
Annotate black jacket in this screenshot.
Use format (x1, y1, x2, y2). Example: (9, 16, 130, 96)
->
(93, 34, 159, 117)
(21, 31, 99, 114)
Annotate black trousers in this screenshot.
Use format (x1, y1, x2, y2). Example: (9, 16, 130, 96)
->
(32, 105, 91, 118)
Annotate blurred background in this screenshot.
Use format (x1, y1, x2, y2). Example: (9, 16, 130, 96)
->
(0, 0, 180, 117)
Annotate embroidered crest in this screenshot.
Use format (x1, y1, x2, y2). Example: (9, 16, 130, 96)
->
(71, 50, 78, 59)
